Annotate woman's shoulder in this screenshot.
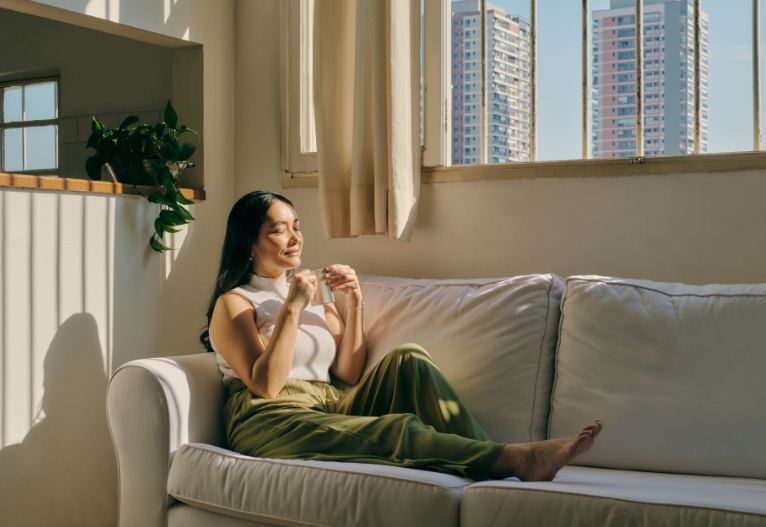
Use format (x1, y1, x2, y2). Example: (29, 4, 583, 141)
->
(215, 289, 256, 312)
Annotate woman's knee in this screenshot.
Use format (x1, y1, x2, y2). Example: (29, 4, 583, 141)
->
(385, 344, 440, 373)
(387, 344, 430, 361)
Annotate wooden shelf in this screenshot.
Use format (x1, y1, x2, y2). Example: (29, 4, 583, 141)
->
(0, 173, 205, 200)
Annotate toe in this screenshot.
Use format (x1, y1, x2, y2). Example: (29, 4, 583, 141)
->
(591, 421, 603, 438)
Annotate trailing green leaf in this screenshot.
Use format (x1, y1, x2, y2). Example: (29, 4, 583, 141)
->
(175, 192, 194, 206)
(164, 100, 178, 129)
(119, 115, 140, 130)
(160, 209, 187, 227)
(147, 191, 174, 207)
(86, 130, 103, 149)
(154, 217, 181, 237)
(178, 143, 196, 161)
(174, 204, 195, 222)
(150, 235, 172, 252)
(85, 157, 103, 181)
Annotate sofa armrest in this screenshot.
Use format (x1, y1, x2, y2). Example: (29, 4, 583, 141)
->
(107, 353, 225, 527)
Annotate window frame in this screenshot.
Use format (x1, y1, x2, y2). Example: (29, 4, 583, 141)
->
(0, 75, 60, 176)
(282, 0, 766, 190)
(280, 0, 317, 178)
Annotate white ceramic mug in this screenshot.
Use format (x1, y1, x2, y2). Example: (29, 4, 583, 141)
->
(311, 269, 334, 305)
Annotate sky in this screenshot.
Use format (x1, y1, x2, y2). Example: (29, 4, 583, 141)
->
(472, 0, 760, 160)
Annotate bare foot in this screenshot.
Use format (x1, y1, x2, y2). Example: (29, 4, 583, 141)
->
(490, 420, 603, 481)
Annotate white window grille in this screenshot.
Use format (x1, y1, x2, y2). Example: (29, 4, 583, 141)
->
(0, 77, 59, 175)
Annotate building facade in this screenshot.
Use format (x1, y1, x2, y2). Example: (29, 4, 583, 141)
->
(592, 0, 708, 158)
(451, 0, 531, 164)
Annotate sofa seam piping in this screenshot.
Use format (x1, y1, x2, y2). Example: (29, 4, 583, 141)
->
(566, 276, 766, 299)
(358, 276, 527, 291)
(175, 444, 470, 491)
(169, 495, 330, 527)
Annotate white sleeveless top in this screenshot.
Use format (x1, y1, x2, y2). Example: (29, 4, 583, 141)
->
(211, 271, 337, 386)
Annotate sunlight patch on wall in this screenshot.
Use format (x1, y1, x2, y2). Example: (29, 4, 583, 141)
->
(0, 191, 114, 448)
(84, 0, 120, 23)
(30, 193, 58, 428)
(3, 192, 32, 446)
(163, 210, 192, 281)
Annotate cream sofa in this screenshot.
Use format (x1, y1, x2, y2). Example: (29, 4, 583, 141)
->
(107, 274, 766, 527)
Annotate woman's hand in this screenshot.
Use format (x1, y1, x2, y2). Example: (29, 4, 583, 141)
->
(324, 264, 363, 308)
(285, 269, 317, 312)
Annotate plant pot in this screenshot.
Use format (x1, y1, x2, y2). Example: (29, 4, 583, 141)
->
(105, 160, 194, 186)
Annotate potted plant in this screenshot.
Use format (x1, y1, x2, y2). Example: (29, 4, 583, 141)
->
(85, 101, 198, 252)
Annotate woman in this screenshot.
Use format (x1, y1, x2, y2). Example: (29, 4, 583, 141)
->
(201, 190, 602, 481)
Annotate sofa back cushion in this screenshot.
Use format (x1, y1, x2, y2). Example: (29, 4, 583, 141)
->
(337, 274, 564, 444)
(549, 275, 766, 479)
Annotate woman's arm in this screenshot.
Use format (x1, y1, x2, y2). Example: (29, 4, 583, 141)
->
(323, 265, 367, 385)
(210, 270, 316, 399)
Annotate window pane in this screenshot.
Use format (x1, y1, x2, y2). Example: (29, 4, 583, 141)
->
(536, 0, 580, 160)
(704, 1, 748, 153)
(451, 1, 480, 165)
(451, 0, 531, 165)
(593, 0, 667, 158)
(2, 128, 23, 171)
(421, 0, 424, 147)
(24, 82, 57, 121)
(592, 1, 723, 158)
(488, 1, 531, 164)
(25, 125, 57, 170)
(3, 86, 22, 123)
(300, 0, 317, 153)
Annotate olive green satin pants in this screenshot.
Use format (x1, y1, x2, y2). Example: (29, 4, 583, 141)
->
(223, 344, 505, 481)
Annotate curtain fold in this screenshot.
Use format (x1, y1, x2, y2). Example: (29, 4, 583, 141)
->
(313, 0, 420, 242)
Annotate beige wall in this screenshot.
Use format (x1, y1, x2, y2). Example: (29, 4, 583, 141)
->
(0, 1, 234, 526)
(235, 1, 766, 286)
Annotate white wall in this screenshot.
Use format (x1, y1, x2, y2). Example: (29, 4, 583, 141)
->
(235, 0, 766, 286)
(0, 1, 234, 526)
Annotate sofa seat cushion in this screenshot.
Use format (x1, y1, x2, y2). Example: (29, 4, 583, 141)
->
(168, 443, 471, 527)
(336, 274, 564, 443)
(461, 466, 766, 527)
(549, 276, 766, 479)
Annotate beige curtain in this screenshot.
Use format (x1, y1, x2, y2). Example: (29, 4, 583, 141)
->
(313, 0, 420, 242)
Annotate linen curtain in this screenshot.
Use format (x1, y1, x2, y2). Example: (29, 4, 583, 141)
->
(313, 0, 420, 242)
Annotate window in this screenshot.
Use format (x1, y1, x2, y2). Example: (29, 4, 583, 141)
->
(0, 78, 58, 174)
(282, 0, 766, 187)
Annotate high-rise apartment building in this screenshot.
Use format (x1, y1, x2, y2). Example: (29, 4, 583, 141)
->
(451, 0, 531, 164)
(592, 0, 708, 158)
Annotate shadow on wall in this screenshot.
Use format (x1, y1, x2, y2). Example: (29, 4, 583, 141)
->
(0, 313, 117, 527)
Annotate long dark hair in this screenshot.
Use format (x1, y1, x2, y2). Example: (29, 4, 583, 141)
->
(200, 190, 295, 351)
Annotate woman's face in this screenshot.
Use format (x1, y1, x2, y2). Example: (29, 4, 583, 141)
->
(252, 200, 302, 278)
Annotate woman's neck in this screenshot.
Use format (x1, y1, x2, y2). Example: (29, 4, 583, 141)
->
(253, 265, 287, 280)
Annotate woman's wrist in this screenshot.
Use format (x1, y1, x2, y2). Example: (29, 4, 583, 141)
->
(346, 295, 364, 310)
(283, 300, 306, 316)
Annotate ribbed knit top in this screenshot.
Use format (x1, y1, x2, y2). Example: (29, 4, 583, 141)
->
(211, 271, 337, 386)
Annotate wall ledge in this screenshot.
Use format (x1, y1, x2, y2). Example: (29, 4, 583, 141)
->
(0, 173, 205, 200)
(282, 151, 766, 188)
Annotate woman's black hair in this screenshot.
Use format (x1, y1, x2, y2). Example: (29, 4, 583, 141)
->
(200, 190, 294, 351)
